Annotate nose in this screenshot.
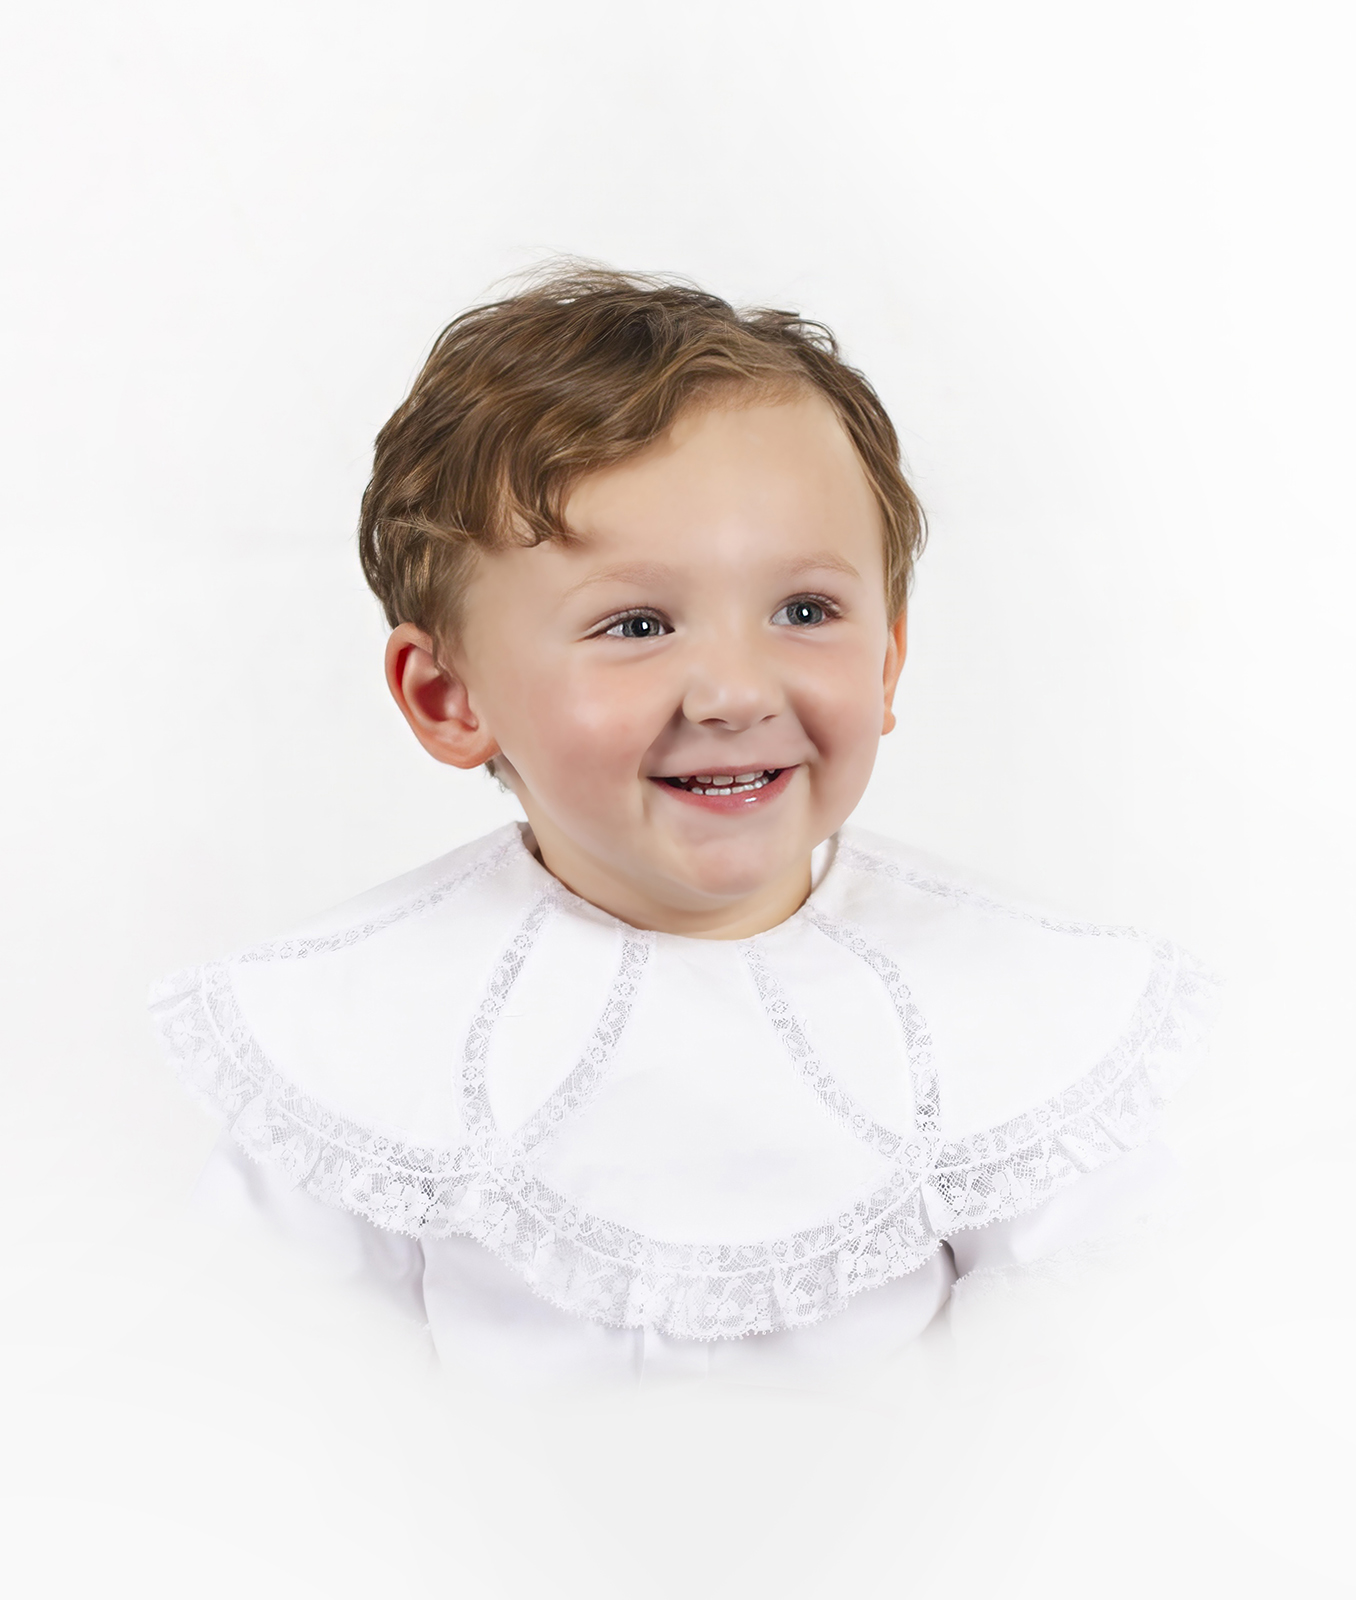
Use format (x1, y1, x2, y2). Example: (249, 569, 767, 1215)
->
(680, 631, 786, 731)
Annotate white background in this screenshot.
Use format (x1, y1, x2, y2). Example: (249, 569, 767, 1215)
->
(2, 2, 1353, 1596)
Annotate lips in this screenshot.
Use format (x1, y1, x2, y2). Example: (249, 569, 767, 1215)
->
(658, 768, 784, 796)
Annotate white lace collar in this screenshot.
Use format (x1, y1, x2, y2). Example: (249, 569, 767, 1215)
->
(149, 823, 1216, 1340)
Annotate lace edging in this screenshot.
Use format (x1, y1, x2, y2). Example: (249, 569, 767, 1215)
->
(925, 942, 1219, 1237)
(148, 935, 1219, 1340)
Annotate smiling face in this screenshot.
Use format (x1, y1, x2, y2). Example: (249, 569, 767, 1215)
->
(392, 391, 907, 938)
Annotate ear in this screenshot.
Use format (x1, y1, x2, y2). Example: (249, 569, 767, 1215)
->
(384, 623, 500, 769)
(881, 610, 908, 736)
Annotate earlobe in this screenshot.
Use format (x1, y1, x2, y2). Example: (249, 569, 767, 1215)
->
(384, 624, 500, 769)
(881, 610, 908, 736)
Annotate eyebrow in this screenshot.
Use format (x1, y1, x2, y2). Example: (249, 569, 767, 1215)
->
(563, 551, 863, 597)
(781, 552, 863, 583)
(562, 562, 676, 597)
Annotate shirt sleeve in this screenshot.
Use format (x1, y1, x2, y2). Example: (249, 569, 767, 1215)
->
(190, 1132, 430, 1326)
(945, 1139, 1180, 1278)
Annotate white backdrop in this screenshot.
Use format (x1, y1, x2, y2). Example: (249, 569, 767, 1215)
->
(2, 2, 1353, 1596)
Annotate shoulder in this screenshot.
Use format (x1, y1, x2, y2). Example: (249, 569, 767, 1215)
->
(149, 824, 544, 1168)
(818, 826, 1219, 1222)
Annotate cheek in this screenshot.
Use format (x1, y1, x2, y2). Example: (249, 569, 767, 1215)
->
(502, 660, 670, 784)
(797, 648, 887, 763)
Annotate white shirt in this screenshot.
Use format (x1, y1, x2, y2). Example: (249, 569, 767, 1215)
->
(151, 823, 1216, 1382)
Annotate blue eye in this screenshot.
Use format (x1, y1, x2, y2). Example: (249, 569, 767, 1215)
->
(774, 599, 828, 627)
(605, 612, 670, 639)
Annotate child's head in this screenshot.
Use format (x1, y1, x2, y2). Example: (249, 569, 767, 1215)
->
(360, 267, 924, 938)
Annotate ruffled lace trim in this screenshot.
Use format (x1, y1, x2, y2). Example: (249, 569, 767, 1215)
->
(149, 910, 1219, 1341)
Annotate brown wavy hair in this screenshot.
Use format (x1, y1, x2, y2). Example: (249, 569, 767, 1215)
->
(359, 266, 925, 640)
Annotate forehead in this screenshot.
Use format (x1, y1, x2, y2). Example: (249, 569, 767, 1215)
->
(560, 391, 882, 565)
(457, 392, 889, 633)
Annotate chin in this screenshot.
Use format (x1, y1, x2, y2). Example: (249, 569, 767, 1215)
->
(669, 838, 801, 903)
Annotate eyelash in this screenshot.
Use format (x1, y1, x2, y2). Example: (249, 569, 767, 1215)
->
(598, 610, 671, 640)
(594, 595, 841, 640)
(772, 594, 840, 627)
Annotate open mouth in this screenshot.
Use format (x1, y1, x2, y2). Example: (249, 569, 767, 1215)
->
(659, 768, 784, 797)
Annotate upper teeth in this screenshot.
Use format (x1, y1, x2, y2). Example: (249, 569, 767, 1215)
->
(672, 769, 778, 796)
